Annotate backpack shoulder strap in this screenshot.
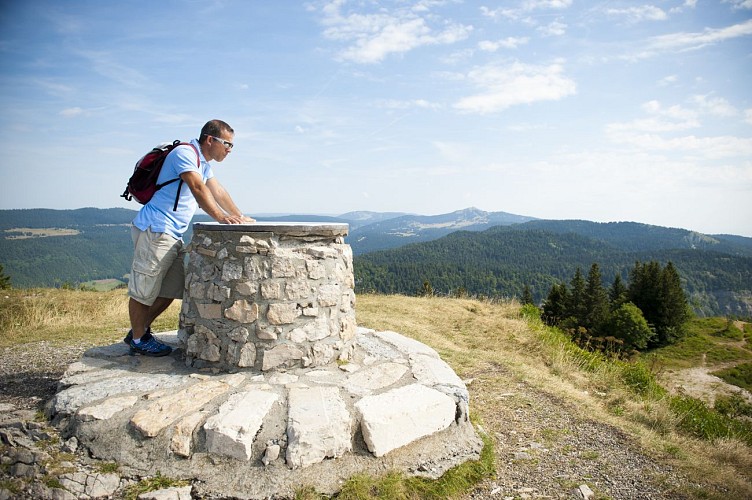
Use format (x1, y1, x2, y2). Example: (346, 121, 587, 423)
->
(171, 142, 202, 211)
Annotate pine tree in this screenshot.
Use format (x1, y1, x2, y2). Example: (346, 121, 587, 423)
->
(542, 283, 569, 326)
(584, 263, 610, 334)
(628, 260, 689, 347)
(0, 264, 11, 290)
(609, 274, 628, 310)
(521, 284, 534, 305)
(657, 262, 690, 344)
(568, 267, 587, 328)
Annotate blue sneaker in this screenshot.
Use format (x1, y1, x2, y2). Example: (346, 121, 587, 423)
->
(123, 327, 152, 345)
(129, 336, 172, 357)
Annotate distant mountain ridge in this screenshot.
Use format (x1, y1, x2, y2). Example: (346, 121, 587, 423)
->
(347, 207, 538, 254)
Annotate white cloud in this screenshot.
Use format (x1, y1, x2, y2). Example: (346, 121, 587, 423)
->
(376, 99, 441, 110)
(480, 0, 571, 22)
(657, 75, 678, 86)
(318, 1, 472, 64)
(538, 20, 567, 36)
(690, 95, 738, 117)
(724, 0, 752, 10)
(745, 109, 752, 125)
(643, 18, 752, 55)
(60, 107, 83, 117)
(453, 61, 576, 114)
(608, 100, 699, 134)
(607, 100, 752, 159)
(606, 5, 668, 22)
(478, 37, 529, 51)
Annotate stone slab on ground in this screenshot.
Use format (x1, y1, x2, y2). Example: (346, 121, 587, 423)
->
(46, 328, 483, 499)
(356, 383, 457, 457)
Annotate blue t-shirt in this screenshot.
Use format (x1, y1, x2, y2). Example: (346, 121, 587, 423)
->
(133, 139, 214, 240)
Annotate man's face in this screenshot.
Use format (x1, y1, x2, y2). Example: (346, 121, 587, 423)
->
(209, 131, 234, 162)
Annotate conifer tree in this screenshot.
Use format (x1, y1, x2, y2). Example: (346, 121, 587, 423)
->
(584, 263, 610, 334)
(0, 264, 11, 290)
(628, 260, 689, 347)
(609, 274, 628, 310)
(542, 283, 569, 326)
(568, 267, 587, 328)
(657, 262, 690, 344)
(521, 284, 534, 306)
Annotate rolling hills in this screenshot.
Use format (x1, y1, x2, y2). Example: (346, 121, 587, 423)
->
(1, 207, 750, 317)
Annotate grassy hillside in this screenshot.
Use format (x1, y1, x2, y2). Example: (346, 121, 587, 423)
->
(1, 290, 750, 498)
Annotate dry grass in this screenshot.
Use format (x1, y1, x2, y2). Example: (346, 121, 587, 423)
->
(0, 288, 180, 347)
(357, 294, 752, 499)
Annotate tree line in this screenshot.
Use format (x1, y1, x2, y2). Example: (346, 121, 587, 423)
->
(535, 261, 691, 353)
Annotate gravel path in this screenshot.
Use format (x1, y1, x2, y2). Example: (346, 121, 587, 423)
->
(462, 364, 695, 499)
(0, 342, 724, 499)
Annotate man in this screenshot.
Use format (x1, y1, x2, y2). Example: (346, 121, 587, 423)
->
(126, 119, 254, 356)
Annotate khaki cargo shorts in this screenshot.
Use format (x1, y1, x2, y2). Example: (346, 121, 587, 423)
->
(128, 226, 185, 306)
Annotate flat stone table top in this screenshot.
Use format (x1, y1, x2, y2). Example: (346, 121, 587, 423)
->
(193, 221, 349, 237)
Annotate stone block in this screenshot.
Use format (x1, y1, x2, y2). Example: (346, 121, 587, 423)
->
(77, 395, 139, 421)
(375, 330, 439, 359)
(355, 384, 456, 457)
(222, 261, 243, 281)
(131, 378, 233, 438)
(268, 303, 300, 325)
(204, 389, 279, 461)
(317, 284, 340, 307)
(262, 344, 305, 371)
(344, 362, 408, 396)
(286, 386, 352, 468)
(170, 411, 206, 458)
(196, 303, 222, 319)
(261, 281, 283, 299)
(225, 300, 259, 323)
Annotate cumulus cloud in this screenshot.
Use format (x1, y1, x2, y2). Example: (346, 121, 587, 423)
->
(690, 95, 738, 117)
(481, 0, 572, 21)
(318, 1, 472, 63)
(453, 61, 576, 114)
(478, 36, 530, 51)
(607, 100, 752, 159)
(605, 5, 668, 22)
(538, 20, 567, 36)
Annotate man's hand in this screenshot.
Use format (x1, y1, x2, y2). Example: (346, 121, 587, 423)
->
(218, 214, 254, 224)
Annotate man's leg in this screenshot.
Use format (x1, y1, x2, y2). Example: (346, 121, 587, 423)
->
(146, 296, 175, 329)
(129, 297, 151, 341)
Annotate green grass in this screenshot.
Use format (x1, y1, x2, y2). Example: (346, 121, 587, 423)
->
(645, 317, 752, 369)
(670, 395, 752, 446)
(335, 431, 495, 500)
(122, 472, 190, 500)
(711, 362, 752, 392)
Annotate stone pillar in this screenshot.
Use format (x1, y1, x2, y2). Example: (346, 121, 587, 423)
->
(179, 222, 356, 372)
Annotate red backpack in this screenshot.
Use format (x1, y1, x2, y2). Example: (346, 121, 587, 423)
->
(120, 140, 200, 210)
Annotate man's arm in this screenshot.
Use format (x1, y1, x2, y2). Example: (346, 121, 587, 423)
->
(180, 172, 252, 224)
(206, 177, 255, 223)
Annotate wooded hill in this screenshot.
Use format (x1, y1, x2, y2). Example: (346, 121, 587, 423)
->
(1, 208, 750, 317)
(354, 225, 752, 318)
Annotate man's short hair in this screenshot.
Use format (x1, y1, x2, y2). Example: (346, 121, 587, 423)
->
(199, 120, 234, 144)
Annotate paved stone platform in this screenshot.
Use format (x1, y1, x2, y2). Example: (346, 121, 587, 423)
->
(47, 327, 483, 499)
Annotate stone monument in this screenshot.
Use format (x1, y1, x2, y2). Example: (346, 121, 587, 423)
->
(46, 222, 483, 499)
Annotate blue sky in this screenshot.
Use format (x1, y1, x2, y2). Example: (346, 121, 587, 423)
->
(1, 0, 751, 236)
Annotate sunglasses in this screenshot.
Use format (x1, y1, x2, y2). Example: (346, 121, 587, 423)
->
(210, 136, 234, 149)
